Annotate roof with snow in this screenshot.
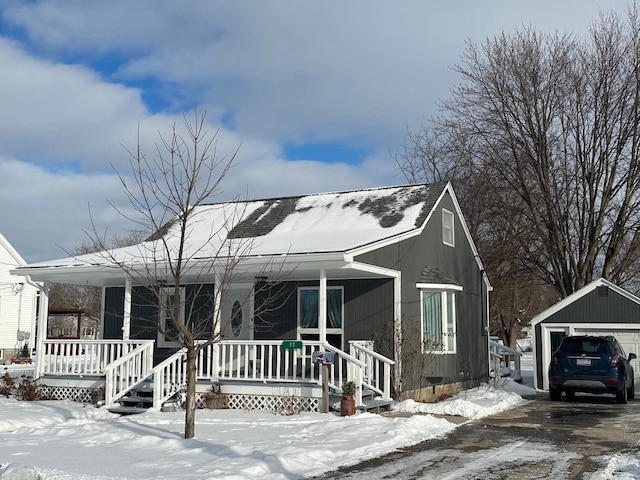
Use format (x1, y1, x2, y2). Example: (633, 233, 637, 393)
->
(16, 182, 450, 273)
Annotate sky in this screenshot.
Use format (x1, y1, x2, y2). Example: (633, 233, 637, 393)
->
(0, 0, 630, 263)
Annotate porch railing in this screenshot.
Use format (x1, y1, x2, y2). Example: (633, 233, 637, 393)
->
(40, 340, 152, 376)
(489, 338, 522, 378)
(150, 340, 370, 408)
(104, 341, 154, 406)
(349, 341, 395, 400)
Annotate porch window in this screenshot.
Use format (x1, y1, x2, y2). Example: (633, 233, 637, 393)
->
(158, 287, 185, 347)
(298, 287, 344, 348)
(299, 287, 343, 329)
(442, 208, 454, 247)
(421, 290, 456, 353)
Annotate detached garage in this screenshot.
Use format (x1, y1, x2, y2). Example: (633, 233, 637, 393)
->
(533, 278, 640, 391)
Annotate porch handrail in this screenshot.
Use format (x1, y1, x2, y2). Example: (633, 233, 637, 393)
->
(103, 341, 154, 406)
(349, 341, 395, 401)
(40, 339, 151, 376)
(152, 347, 189, 408)
(489, 339, 522, 376)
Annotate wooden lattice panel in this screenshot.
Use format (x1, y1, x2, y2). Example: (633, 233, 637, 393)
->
(43, 385, 93, 403)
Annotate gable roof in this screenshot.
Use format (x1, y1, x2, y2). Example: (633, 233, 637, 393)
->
(0, 232, 27, 267)
(12, 181, 490, 289)
(20, 183, 448, 268)
(531, 278, 640, 326)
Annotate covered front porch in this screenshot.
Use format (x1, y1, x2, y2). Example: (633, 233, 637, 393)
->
(36, 337, 394, 412)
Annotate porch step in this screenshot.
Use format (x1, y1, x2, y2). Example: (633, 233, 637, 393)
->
(358, 399, 394, 414)
(107, 405, 150, 416)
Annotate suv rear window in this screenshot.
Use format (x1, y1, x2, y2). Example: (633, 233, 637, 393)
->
(559, 338, 612, 354)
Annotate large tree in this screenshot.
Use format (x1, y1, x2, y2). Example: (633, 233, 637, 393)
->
(91, 112, 279, 438)
(399, 6, 640, 308)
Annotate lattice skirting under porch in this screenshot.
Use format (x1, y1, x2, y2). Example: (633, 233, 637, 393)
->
(200, 393, 319, 413)
(43, 385, 94, 404)
(40, 386, 320, 413)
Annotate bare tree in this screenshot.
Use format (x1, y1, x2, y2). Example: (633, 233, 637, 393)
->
(399, 5, 640, 305)
(49, 232, 145, 320)
(90, 112, 281, 439)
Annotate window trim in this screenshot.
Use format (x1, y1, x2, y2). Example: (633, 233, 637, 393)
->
(158, 286, 185, 348)
(420, 289, 457, 354)
(442, 208, 455, 247)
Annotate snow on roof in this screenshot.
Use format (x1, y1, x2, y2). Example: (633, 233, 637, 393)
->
(20, 183, 447, 269)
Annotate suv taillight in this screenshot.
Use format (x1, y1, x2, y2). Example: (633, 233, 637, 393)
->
(552, 352, 559, 364)
(610, 354, 621, 366)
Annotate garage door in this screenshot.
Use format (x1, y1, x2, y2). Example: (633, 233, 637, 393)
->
(575, 328, 640, 382)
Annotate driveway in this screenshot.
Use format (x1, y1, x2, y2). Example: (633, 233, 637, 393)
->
(318, 393, 640, 479)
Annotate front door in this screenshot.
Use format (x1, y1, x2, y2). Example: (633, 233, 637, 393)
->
(543, 327, 569, 390)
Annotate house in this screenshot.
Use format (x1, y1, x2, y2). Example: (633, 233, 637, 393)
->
(12, 182, 491, 411)
(532, 278, 640, 391)
(0, 233, 39, 362)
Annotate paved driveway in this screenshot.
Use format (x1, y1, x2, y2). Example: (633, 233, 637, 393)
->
(318, 393, 640, 479)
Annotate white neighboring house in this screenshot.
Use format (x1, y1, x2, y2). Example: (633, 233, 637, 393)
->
(0, 233, 39, 361)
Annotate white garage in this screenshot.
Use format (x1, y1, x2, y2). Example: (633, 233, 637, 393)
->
(532, 278, 640, 391)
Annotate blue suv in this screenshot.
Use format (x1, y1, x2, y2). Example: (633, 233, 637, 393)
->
(548, 335, 636, 403)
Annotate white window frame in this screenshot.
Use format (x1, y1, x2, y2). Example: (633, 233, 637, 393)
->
(297, 286, 344, 337)
(442, 208, 455, 247)
(420, 289, 459, 354)
(158, 286, 185, 347)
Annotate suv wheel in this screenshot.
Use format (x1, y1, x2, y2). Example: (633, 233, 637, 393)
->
(628, 379, 635, 401)
(549, 387, 561, 401)
(616, 382, 628, 404)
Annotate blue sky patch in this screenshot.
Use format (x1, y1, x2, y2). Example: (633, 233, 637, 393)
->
(283, 142, 368, 165)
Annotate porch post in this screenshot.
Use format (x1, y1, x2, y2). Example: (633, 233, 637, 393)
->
(122, 277, 132, 341)
(319, 269, 327, 345)
(34, 281, 49, 379)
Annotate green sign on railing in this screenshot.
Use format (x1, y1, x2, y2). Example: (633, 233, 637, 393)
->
(281, 340, 303, 350)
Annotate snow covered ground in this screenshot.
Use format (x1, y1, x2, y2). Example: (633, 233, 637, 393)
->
(0, 354, 636, 479)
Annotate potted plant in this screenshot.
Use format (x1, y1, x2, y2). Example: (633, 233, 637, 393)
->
(202, 383, 228, 409)
(340, 381, 357, 416)
(91, 385, 105, 405)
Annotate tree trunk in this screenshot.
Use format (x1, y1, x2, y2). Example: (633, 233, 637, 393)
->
(184, 347, 198, 439)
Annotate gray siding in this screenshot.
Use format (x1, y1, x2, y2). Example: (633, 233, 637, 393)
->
(355, 191, 488, 389)
(539, 288, 640, 325)
(255, 278, 394, 353)
(103, 287, 124, 339)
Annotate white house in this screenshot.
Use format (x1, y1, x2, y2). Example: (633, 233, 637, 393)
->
(0, 233, 39, 361)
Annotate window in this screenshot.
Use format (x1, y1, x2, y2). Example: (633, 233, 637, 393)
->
(299, 287, 343, 329)
(158, 287, 185, 347)
(442, 209, 455, 247)
(421, 290, 456, 353)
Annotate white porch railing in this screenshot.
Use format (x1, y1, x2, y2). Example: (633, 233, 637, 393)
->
(151, 340, 373, 408)
(40, 340, 152, 375)
(349, 341, 395, 400)
(104, 342, 154, 406)
(489, 338, 522, 378)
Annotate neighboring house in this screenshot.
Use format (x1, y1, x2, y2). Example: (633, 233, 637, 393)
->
(13, 182, 491, 411)
(532, 278, 640, 391)
(0, 233, 39, 361)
